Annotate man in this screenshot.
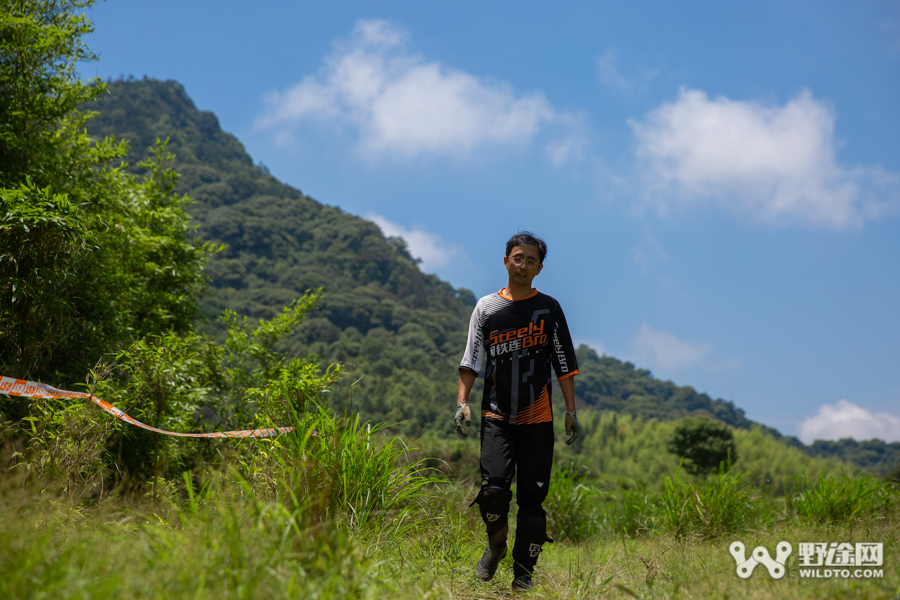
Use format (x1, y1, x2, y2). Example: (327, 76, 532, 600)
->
(455, 232, 581, 591)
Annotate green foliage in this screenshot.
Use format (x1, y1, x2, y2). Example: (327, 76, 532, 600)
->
(0, 0, 108, 378)
(84, 78, 477, 438)
(0, 2, 215, 385)
(0, 0, 106, 188)
(0, 483, 374, 600)
(571, 410, 845, 495)
(45, 141, 217, 380)
(787, 473, 899, 523)
(273, 406, 438, 529)
(223, 292, 321, 387)
(660, 467, 763, 539)
(13, 394, 113, 497)
(103, 331, 224, 484)
(545, 465, 602, 542)
(223, 291, 338, 428)
(0, 182, 87, 376)
(806, 437, 900, 476)
(666, 416, 737, 477)
(605, 487, 663, 537)
(247, 358, 340, 428)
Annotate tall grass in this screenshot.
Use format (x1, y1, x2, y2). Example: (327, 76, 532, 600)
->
(660, 466, 764, 539)
(253, 401, 439, 531)
(1, 400, 442, 599)
(545, 465, 603, 542)
(606, 486, 664, 536)
(0, 480, 375, 599)
(787, 472, 899, 523)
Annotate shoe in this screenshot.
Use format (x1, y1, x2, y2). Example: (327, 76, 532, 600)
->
(475, 544, 507, 582)
(511, 575, 534, 591)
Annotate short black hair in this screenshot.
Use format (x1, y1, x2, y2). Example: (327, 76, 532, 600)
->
(506, 231, 547, 264)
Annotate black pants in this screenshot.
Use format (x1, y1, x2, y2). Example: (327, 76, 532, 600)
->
(475, 419, 554, 577)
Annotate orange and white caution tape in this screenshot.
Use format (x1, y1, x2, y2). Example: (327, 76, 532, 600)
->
(0, 376, 291, 438)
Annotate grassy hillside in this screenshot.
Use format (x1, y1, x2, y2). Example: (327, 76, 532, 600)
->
(84, 78, 897, 475)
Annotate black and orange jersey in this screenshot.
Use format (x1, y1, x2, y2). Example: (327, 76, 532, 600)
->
(460, 288, 579, 425)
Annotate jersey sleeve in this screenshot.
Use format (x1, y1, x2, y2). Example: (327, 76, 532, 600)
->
(551, 302, 579, 380)
(459, 302, 485, 373)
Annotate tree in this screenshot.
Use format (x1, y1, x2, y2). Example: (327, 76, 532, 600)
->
(666, 417, 738, 477)
(0, 0, 215, 383)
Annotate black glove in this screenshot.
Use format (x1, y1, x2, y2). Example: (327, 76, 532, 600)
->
(454, 403, 472, 437)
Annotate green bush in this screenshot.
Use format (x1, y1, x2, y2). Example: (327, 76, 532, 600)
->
(666, 417, 737, 477)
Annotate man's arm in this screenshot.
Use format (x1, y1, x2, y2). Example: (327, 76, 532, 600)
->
(455, 368, 477, 437)
(559, 376, 576, 413)
(458, 368, 477, 406)
(559, 374, 580, 445)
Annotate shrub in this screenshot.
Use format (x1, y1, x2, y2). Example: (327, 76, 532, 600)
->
(666, 417, 737, 477)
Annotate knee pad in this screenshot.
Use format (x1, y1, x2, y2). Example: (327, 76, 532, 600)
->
(471, 478, 512, 522)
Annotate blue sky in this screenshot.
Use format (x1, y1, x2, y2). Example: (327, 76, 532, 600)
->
(82, 0, 900, 441)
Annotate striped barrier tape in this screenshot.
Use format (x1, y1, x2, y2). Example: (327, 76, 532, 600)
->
(0, 376, 291, 438)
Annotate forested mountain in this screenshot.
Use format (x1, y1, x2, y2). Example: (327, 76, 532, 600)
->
(85, 78, 475, 437)
(807, 438, 900, 477)
(83, 79, 896, 473)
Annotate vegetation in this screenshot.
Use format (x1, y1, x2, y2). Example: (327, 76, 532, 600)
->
(0, 0, 215, 386)
(807, 438, 900, 477)
(666, 416, 737, 477)
(81, 77, 900, 477)
(82, 77, 475, 440)
(1, 2, 898, 598)
(3, 461, 898, 599)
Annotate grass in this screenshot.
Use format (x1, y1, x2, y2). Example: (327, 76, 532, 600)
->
(660, 466, 765, 539)
(787, 472, 897, 524)
(2, 408, 898, 599)
(2, 475, 899, 599)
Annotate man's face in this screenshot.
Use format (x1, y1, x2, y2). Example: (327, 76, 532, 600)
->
(503, 244, 543, 287)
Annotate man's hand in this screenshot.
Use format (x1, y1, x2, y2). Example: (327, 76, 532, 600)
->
(455, 403, 472, 437)
(565, 410, 580, 446)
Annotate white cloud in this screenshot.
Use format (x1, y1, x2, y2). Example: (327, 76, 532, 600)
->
(368, 213, 461, 272)
(630, 88, 899, 228)
(632, 322, 712, 371)
(257, 19, 578, 160)
(798, 399, 900, 444)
